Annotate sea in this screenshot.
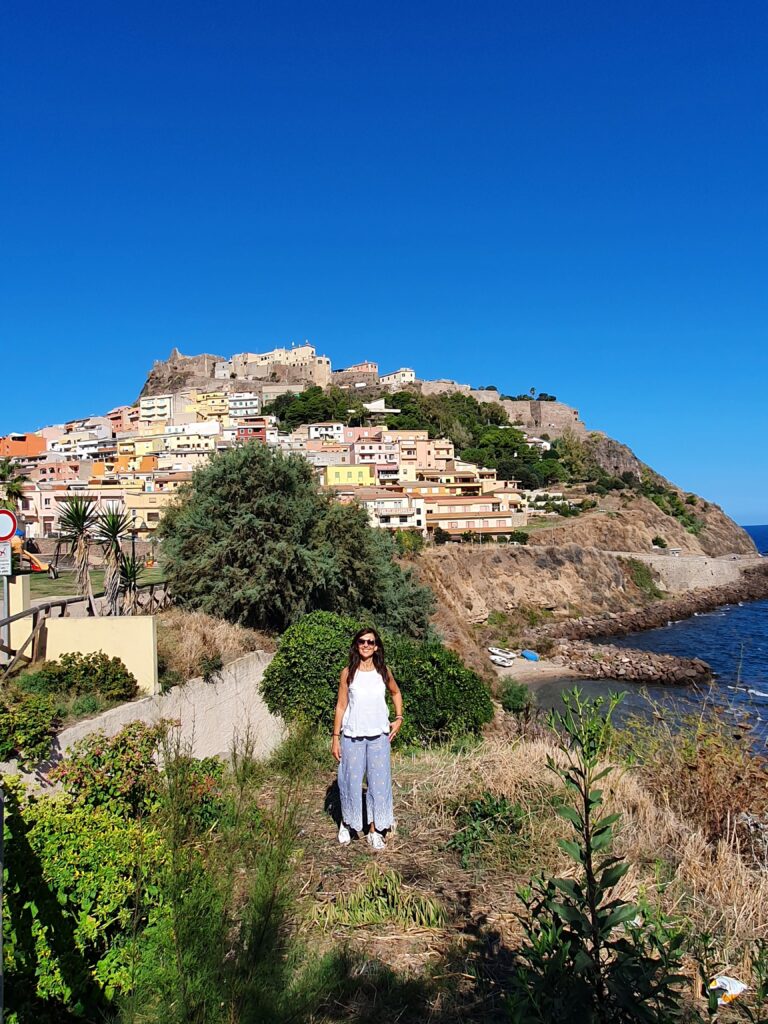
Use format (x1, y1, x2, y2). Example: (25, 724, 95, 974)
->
(531, 525, 768, 749)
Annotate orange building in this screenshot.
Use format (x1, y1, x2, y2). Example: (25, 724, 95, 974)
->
(0, 433, 47, 458)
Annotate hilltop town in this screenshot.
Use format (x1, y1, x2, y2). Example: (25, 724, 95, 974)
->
(2, 342, 595, 544)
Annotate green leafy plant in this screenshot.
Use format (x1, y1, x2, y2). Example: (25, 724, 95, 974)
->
(507, 689, 688, 1023)
(314, 866, 446, 929)
(432, 526, 450, 545)
(2, 778, 166, 1022)
(448, 791, 524, 867)
(500, 679, 533, 714)
(0, 689, 59, 766)
(16, 651, 138, 703)
(651, 536, 667, 549)
(394, 529, 425, 557)
(50, 721, 170, 818)
(626, 558, 664, 600)
(260, 611, 493, 744)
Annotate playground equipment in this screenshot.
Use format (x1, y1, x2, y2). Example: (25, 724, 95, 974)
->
(10, 534, 59, 579)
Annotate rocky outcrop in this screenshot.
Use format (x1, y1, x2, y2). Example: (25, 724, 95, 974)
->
(554, 640, 712, 686)
(139, 348, 222, 398)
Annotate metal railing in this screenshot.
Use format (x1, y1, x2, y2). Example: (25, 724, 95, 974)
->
(0, 581, 172, 680)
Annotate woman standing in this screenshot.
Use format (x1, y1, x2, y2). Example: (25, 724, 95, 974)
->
(331, 627, 403, 850)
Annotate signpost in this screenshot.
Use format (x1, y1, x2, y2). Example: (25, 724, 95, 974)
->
(0, 510, 15, 1015)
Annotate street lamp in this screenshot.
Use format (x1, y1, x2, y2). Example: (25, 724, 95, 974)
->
(130, 512, 146, 563)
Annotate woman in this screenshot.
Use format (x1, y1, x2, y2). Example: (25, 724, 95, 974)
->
(331, 627, 403, 850)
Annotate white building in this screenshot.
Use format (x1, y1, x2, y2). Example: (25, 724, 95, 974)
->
(139, 394, 174, 424)
(227, 392, 261, 419)
(307, 421, 345, 441)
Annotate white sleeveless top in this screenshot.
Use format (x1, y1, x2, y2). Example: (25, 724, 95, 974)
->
(341, 668, 389, 738)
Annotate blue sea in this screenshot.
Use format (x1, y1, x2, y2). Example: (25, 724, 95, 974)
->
(533, 525, 768, 748)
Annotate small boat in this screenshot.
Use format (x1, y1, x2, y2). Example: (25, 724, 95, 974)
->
(488, 646, 517, 659)
(521, 649, 540, 662)
(490, 654, 516, 668)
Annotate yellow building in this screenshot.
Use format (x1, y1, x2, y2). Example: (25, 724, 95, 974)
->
(194, 390, 229, 421)
(322, 465, 376, 488)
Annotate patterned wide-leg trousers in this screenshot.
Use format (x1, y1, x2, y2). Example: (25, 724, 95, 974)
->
(338, 733, 394, 832)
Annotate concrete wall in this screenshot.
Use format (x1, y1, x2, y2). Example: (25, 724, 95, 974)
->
(55, 650, 284, 761)
(43, 616, 159, 695)
(8, 574, 31, 654)
(631, 553, 745, 593)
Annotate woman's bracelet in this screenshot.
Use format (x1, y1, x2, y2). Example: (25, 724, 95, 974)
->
(332, 733, 340, 737)
(393, 715, 403, 721)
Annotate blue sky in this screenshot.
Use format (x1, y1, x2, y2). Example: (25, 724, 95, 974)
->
(1, 1, 766, 523)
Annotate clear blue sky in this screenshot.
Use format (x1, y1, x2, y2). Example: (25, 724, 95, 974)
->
(2, 1, 766, 523)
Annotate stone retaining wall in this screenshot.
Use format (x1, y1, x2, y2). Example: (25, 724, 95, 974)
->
(53, 649, 284, 762)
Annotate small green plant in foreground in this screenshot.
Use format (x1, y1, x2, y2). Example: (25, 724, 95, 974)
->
(448, 791, 524, 867)
(314, 865, 446, 929)
(507, 688, 688, 1024)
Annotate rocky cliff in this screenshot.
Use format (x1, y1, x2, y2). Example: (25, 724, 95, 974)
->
(139, 348, 222, 399)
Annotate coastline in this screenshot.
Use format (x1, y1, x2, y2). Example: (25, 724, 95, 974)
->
(528, 562, 768, 645)
(490, 562, 768, 692)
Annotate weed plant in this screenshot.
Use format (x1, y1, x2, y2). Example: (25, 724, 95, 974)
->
(507, 689, 689, 1024)
(448, 791, 525, 868)
(313, 865, 446, 929)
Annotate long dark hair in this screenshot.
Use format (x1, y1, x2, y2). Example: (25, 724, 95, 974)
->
(347, 627, 388, 680)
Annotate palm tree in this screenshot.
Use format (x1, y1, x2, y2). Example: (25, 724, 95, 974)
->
(0, 458, 30, 511)
(95, 505, 132, 615)
(119, 554, 144, 615)
(59, 497, 98, 615)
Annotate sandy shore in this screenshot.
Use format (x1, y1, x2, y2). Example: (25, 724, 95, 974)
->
(494, 657, 580, 692)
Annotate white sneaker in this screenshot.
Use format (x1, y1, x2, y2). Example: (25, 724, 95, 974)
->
(366, 831, 386, 851)
(338, 823, 351, 846)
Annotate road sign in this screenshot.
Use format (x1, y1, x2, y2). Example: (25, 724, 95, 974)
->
(0, 510, 17, 542)
(0, 541, 11, 576)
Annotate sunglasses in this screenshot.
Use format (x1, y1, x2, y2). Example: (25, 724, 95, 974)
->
(357, 639, 376, 646)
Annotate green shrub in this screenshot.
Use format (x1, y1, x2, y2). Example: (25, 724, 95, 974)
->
(394, 529, 425, 557)
(2, 780, 167, 1021)
(448, 791, 524, 867)
(16, 651, 138, 703)
(0, 689, 59, 766)
(509, 530, 529, 545)
(260, 611, 493, 744)
(432, 526, 450, 545)
(626, 558, 664, 600)
(500, 679, 533, 714)
(51, 721, 170, 818)
(651, 535, 667, 548)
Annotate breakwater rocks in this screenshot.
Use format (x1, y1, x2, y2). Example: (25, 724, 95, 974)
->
(537, 564, 768, 643)
(554, 640, 712, 686)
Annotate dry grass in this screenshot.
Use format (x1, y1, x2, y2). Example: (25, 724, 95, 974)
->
(396, 731, 768, 968)
(156, 608, 276, 683)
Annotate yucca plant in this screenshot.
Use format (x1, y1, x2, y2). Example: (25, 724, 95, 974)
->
(95, 505, 132, 615)
(0, 458, 30, 510)
(59, 497, 98, 614)
(119, 553, 145, 615)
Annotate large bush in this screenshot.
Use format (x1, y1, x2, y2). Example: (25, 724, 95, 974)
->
(260, 611, 493, 744)
(159, 444, 433, 636)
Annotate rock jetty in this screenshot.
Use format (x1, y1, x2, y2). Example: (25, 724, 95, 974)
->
(554, 640, 712, 686)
